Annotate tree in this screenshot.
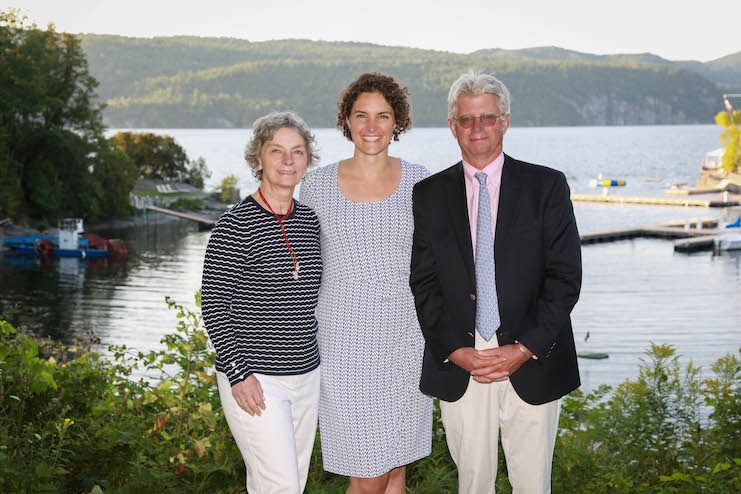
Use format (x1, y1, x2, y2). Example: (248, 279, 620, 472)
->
(0, 8, 138, 222)
(217, 174, 240, 203)
(110, 131, 210, 187)
(110, 132, 188, 180)
(714, 110, 741, 173)
(185, 156, 210, 189)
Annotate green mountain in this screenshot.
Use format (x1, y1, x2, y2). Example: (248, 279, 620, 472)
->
(685, 52, 741, 87)
(79, 35, 741, 128)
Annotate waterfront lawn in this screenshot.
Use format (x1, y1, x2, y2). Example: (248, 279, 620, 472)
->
(1, 297, 738, 493)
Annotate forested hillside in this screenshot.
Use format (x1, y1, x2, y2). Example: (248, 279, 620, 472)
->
(80, 36, 741, 128)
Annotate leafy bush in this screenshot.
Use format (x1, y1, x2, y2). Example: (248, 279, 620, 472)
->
(0, 295, 243, 493)
(168, 197, 205, 211)
(555, 344, 741, 493)
(1, 301, 738, 493)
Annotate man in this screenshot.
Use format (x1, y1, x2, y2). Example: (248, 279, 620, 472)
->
(409, 69, 582, 493)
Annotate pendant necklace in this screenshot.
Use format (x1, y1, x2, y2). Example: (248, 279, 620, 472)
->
(258, 188, 300, 280)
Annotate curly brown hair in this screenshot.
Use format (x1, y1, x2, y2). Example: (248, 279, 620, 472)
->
(337, 72, 412, 142)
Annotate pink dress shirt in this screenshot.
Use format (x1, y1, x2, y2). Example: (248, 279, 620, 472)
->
(464, 153, 536, 359)
(463, 153, 505, 257)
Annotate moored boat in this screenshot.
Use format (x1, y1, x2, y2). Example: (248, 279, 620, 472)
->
(2, 218, 127, 260)
(713, 216, 741, 251)
(714, 233, 741, 251)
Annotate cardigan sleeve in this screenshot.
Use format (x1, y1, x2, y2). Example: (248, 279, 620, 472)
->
(201, 210, 254, 385)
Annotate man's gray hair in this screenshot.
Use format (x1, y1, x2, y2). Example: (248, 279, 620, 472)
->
(245, 111, 319, 180)
(447, 69, 512, 120)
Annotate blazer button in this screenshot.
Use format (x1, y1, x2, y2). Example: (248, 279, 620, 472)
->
(469, 293, 476, 301)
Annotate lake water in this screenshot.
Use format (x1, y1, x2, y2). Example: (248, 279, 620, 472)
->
(1, 125, 739, 392)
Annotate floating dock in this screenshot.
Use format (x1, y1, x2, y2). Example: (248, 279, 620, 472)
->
(672, 235, 719, 253)
(146, 205, 216, 228)
(571, 193, 715, 207)
(145, 204, 733, 252)
(580, 219, 728, 252)
(664, 186, 721, 196)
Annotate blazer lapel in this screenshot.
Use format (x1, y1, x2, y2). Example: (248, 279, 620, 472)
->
(445, 162, 475, 284)
(495, 154, 522, 242)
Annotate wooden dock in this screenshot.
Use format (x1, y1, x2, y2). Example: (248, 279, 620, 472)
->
(673, 235, 719, 253)
(580, 218, 724, 252)
(664, 186, 720, 196)
(657, 218, 719, 229)
(145, 203, 728, 252)
(571, 193, 712, 207)
(580, 228, 643, 244)
(579, 227, 710, 245)
(146, 205, 215, 228)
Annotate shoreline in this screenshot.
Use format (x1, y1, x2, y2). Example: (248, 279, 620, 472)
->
(0, 182, 232, 240)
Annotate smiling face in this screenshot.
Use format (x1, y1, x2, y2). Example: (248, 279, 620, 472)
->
(449, 93, 510, 170)
(257, 126, 309, 191)
(346, 91, 396, 157)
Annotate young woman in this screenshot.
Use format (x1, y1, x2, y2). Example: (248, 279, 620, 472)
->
(300, 73, 432, 494)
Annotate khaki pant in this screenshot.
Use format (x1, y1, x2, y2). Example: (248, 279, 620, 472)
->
(440, 333, 560, 494)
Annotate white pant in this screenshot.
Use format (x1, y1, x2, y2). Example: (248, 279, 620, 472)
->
(217, 367, 320, 493)
(440, 333, 560, 494)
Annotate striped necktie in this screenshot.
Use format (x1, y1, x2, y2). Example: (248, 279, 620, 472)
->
(474, 172, 500, 340)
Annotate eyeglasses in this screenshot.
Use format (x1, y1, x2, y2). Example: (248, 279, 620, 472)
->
(453, 113, 505, 129)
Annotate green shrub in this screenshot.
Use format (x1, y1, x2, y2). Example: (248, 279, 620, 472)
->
(168, 197, 205, 211)
(1, 305, 738, 493)
(0, 295, 243, 493)
(555, 344, 741, 493)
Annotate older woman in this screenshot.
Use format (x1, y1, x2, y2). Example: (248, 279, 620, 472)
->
(201, 111, 322, 493)
(300, 73, 433, 493)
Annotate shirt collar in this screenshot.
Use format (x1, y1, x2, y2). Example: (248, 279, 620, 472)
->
(462, 152, 505, 185)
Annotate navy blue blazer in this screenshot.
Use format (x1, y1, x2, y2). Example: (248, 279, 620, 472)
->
(409, 155, 582, 405)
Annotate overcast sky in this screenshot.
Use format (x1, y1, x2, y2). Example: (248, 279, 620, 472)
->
(8, 0, 740, 62)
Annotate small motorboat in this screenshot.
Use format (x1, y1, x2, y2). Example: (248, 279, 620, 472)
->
(714, 232, 741, 251)
(2, 218, 127, 260)
(714, 215, 741, 251)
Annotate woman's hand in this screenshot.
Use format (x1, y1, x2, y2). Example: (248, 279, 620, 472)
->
(232, 375, 266, 416)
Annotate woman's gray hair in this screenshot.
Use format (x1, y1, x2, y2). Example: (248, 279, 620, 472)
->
(447, 69, 512, 120)
(244, 111, 319, 180)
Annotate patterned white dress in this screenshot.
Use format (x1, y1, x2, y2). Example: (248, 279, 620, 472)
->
(299, 160, 433, 477)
